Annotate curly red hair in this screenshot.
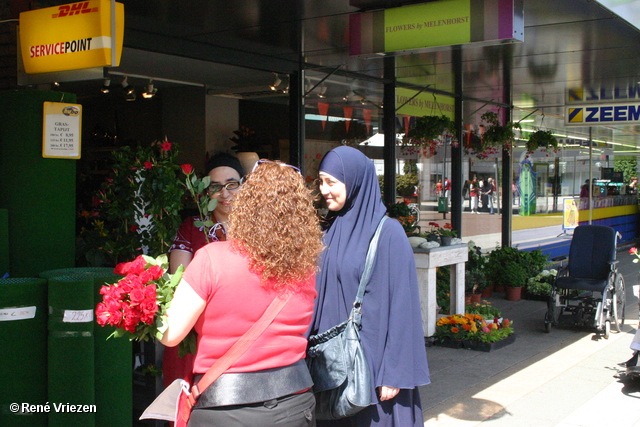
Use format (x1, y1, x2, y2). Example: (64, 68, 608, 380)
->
(228, 160, 324, 292)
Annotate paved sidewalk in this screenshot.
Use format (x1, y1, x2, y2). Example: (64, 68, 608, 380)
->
(418, 245, 640, 426)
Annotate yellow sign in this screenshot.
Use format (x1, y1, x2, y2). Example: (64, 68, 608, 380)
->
(396, 88, 455, 119)
(350, 0, 523, 56)
(42, 102, 82, 159)
(563, 198, 579, 230)
(20, 0, 124, 74)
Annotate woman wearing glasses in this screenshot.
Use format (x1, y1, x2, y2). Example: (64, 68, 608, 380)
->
(164, 152, 245, 390)
(168, 152, 245, 273)
(161, 160, 323, 426)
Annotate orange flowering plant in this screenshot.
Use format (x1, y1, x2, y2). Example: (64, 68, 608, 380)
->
(435, 313, 514, 343)
(428, 222, 457, 238)
(386, 201, 420, 236)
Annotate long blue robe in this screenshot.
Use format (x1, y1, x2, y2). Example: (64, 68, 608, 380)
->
(310, 146, 430, 427)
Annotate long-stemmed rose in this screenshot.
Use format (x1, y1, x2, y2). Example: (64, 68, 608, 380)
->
(95, 254, 196, 355)
(180, 164, 218, 243)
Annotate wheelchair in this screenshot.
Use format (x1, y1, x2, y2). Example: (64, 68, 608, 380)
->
(544, 225, 626, 339)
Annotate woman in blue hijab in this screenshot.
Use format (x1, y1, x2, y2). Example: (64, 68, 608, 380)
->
(310, 146, 430, 426)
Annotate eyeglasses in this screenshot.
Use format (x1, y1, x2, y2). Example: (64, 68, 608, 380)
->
(207, 180, 241, 194)
(252, 159, 301, 175)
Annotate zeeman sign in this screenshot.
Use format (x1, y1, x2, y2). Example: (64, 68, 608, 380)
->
(565, 85, 640, 126)
(565, 103, 640, 126)
(19, 0, 124, 74)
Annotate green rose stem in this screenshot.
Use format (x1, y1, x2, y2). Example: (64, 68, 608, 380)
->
(181, 165, 218, 244)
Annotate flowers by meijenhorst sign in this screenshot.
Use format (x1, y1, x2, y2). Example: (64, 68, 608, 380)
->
(19, 0, 124, 74)
(350, 0, 524, 57)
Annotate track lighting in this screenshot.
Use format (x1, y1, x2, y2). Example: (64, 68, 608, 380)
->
(101, 78, 110, 94)
(121, 76, 136, 101)
(269, 73, 282, 91)
(142, 80, 157, 99)
(317, 84, 327, 98)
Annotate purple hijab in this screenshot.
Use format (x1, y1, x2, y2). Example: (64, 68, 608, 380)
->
(311, 147, 430, 424)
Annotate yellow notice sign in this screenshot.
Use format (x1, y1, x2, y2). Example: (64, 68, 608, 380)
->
(384, 0, 471, 52)
(396, 88, 455, 119)
(563, 198, 579, 230)
(20, 0, 124, 74)
(42, 102, 82, 159)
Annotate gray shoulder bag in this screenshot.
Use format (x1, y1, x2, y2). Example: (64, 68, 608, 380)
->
(307, 215, 388, 420)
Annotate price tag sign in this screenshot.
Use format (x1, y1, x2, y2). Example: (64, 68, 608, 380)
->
(0, 306, 37, 321)
(42, 101, 82, 159)
(62, 309, 94, 323)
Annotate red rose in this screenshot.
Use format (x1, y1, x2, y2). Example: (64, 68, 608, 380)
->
(143, 283, 157, 300)
(129, 225, 138, 233)
(161, 140, 172, 151)
(140, 300, 158, 323)
(95, 302, 110, 326)
(114, 256, 147, 276)
(630, 247, 637, 254)
(129, 287, 146, 305)
(144, 161, 153, 169)
(181, 164, 194, 175)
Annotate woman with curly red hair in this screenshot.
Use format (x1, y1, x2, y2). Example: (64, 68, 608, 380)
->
(161, 160, 324, 426)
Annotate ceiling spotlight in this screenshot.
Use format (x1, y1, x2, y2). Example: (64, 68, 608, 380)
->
(317, 84, 327, 98)
(121, 76, 136, 101)
(270, 73, 282, 91)
(343, 90, 353, 102)
(101, 78, 111, 94)
(142, 80, 157, 99)
(53, 81, 60, 88)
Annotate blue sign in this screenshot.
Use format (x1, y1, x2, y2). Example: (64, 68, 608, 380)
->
(564, 102, 640, 126)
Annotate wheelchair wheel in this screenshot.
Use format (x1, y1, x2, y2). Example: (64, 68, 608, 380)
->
(544, 293, 559, 333)
(604, 319, 611, 339)
(612, 275, 626, 333)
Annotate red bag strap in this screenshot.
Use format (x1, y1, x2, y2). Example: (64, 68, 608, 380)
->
(188, 293, 291, 403)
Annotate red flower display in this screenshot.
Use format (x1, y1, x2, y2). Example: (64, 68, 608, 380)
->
(161, 139, 172, 151)
(181, 164, 193, 175)
(96, 255, 164, 334)
(95, 254, 189, 350)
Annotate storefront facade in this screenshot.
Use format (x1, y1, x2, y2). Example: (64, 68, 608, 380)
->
(2, 0, 640, 272)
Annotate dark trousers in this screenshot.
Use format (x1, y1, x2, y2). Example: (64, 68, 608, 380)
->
(188, 389, 315, 427)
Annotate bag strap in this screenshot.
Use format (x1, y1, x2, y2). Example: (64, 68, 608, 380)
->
(353, 215, 388, 308)
(188, 293, 292, 404)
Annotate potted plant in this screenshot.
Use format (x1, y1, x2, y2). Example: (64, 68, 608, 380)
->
(466, 111, 521, 159)
(400, 114, 456, 157)
(465, 301, 502, 320)
(485, 245, 528, 299)
(81, 138, 184, 266)
(465, 242, 488, 297)
(438, 223, 457, 246)
(525, 129, 559, 157)
(386, 201, 420, 236)
(434, 313, 515, 351)
(525, 269, 557, 301)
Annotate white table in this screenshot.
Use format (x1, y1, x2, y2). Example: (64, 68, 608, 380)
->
(413, 244, 468, 337)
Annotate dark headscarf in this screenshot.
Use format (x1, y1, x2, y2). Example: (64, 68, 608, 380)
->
(314, 147, 387, 328)
(205, 152, 245, 177)
(311, 146, 430, 407)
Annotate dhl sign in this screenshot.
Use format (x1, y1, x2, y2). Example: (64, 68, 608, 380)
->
(19, 0, 124, 74)
(565, 102, 640, 126)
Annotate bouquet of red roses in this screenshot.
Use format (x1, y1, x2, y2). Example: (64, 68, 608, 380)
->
(95, 254, 195, 355)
